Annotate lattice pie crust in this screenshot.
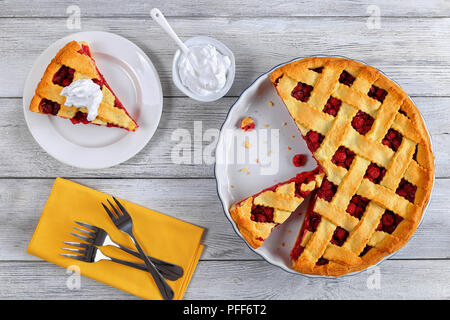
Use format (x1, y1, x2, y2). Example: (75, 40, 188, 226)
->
(230, 57, 434, 276)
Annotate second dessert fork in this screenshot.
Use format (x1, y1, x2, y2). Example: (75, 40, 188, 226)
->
(102, 197, 175, 300)
(64, 220, 183, 281)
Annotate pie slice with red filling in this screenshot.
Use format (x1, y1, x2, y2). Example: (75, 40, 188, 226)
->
(29, 41, 138, 131)
(229, 168, 324, 249)
(230, 57, 434, 277)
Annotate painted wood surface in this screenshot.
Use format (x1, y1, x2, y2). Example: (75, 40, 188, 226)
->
(0, 0, 448, 299)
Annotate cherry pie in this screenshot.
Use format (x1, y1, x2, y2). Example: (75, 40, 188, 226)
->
(230, 57, 434, 276)
(29, 41, 138, 131)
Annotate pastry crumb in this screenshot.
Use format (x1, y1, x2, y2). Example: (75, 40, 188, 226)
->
(244, 140, 250, 148)
(241, 168, 248, 172)
(268, 100, 274, 106)
(240, 117, 255, 132)
(264, 124, 269, 128)
(287, 146, 292, 151)
(287, 230, 291, 233)
(231, 185, 235, 188)
(282, 122, 287, 126)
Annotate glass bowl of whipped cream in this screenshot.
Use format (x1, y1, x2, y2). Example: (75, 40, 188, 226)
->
(172, 36, 235, 102)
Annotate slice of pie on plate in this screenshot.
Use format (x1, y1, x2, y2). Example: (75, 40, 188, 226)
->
(29, 41, 138, 131)
(230, 57, 434, 276)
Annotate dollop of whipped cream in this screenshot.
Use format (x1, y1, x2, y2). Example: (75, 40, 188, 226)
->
(178, 44, 231, 96)
(60, 79, 103, 121)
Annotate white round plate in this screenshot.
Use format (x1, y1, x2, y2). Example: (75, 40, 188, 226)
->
(215, 57, 434, 278)
(23, 31, 163, 169)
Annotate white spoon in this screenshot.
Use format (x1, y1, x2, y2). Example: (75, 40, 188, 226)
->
(150, 8, 190, 56)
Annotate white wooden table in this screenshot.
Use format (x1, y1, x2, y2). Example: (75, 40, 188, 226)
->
(1, 0, 449, 299)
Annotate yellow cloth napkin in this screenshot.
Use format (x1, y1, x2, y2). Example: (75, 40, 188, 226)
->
(27, 178, 204, 300)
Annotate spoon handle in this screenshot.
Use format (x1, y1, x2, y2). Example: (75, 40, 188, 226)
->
(150, 8, 190, 55)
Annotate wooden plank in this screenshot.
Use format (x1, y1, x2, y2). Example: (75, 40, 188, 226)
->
(2, 0, 449, 17)
(1, 178, 448, 261)
(2, 97, 448, 178)
(2, 17, 450, 97)
(0, 259, 448, 299)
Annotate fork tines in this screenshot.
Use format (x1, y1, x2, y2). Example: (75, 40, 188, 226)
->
(102, 197, 130, 222)
(61, 241, 90, 261)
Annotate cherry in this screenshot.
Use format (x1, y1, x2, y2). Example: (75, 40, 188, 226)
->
(338, 70, 356, 86)
(291, 82, 313, 102)
(292, 154, 307, 167)
(351, 111, 374, 135)
(368, 85, 387, 102)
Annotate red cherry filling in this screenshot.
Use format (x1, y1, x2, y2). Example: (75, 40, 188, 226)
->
(70, 111, 90, 124)
(292, 154, 307, 167)
(77, 44, 91, 56)
(346, 195, 370, 219)
(382, 128, 403, 151)
(250, 205, 274, 223)
(52, 65, 75, 87)
(293, 167, 323, 198)
(273, 75, 283, 86)
(304, 130, 324, 153)
(317, 178, 337, 202)
(316, 258, 329, 266)
(305, 211, 322, 232)
(291, 82, 313, 102)
(330, 227, 349, 246)
(39, 98, 61, 115)
(331, 146, 355, 169)
(290, 238, 305, 261)
(351, 110, 374, 135)
(242, 123, 255, 131)
(338, 70, 356, 86)
(413, 145, 418, 161)
(368, 85, 387, 103)
(396, 178, 417, 203)
(322, 97, 342, 117)
(359, 245, 372, 257)
(311, 67, 323, 73)
(376, 210, 403, 234)
(364, 163, 387, 184)
(290, 193, 321, 261)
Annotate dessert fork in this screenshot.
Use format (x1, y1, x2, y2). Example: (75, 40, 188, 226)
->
(64, 221, 183, 281)
(102, 197, 175, 300)
(62, 241, 170, 277)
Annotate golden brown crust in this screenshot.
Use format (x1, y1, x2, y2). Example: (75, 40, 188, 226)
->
(28, 41, 137, 131)
(267, 57, 434, 276)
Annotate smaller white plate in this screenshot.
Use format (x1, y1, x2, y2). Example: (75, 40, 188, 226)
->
(23, 31, 163, 169)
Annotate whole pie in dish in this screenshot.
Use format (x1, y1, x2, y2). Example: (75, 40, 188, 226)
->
(229, 57, 434, 276)
(29, 41, 138, 131)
